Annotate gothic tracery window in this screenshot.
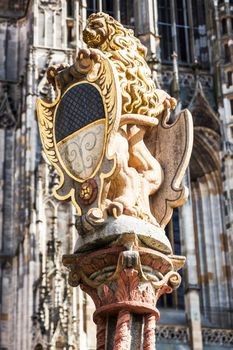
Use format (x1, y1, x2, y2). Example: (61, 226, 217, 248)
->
(176, 0, 191, 63)
(86, 0, 134, 27)
(120, 0, 135, 28)
(87, 0, 113, 18)
(224, 43, 231, 63)
(0, 92, 16, 129)
(222, 18, 227, 34)
(158, 0, 173, 61)
(67, 0, 74, 17)
(66, 0, 75, 47)
(227, 71, 232, 87)
(158, 0, 208, 66)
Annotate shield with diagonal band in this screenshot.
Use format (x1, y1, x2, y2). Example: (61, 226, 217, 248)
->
(37, 56, 121, 215)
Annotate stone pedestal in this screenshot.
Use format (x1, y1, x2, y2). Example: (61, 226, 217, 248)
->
(63, 217, 185, 349)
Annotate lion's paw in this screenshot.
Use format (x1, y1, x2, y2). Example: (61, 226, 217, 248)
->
(77, 48, 101, 63)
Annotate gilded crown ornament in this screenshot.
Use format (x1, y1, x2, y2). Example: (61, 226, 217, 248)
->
(37, 12, 193, 350)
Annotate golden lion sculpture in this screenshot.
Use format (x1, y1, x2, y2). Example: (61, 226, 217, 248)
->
(44, 13, 192, 228)
(81, 13, 176, 224)
(83, 12, 176, 117)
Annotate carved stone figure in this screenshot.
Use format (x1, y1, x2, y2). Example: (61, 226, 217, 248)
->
(83, 12, 176, 118)
(37, 12, 193, 350)
(37, 12, 192, 232)
(81, 13, 191, 227)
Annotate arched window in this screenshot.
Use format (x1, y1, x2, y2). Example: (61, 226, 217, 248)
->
(158, 0, 208, 65)
(158, 0, 173, 61)
(227, 71, 232, 87)
(222, 18, 227, 34)
(86, 0, 134, 27)
(67, 0, 74, 17)
(87, 0, 113, 18)
(224, 43, 231, 63)
(230, 98, 233, 116)
(120, 0, 135, 28)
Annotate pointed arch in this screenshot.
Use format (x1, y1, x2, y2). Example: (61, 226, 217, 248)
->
(0, 90, 16, 128)
(188, 81, 231, 317)
(189, 80, 221, 183)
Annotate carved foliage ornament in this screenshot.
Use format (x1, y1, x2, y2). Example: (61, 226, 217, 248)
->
(37, 12, 193, 229)
(63, 233, 184, 318)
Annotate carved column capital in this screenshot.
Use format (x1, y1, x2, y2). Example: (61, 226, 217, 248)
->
(63, 231, 185, 349)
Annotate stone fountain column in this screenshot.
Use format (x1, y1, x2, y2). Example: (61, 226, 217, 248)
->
(63, 217, 185, 349)
(36, 12, 193, 350)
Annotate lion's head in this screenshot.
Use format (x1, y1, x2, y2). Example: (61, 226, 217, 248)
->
(83, 12, 147, 58)
(83, 12, 172, 118)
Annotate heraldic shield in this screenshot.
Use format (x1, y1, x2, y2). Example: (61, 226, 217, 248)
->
(55, 83, 107, 181)
(37, 53, 122, 218)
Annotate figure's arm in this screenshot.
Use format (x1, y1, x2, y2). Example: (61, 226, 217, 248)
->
(120, 114, 159, 128)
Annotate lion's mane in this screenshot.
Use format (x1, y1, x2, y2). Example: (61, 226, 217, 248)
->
(85, 13, 159, 117)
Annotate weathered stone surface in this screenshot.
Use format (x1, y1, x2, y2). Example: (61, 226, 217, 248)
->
(74, 215, 172, 254)
(63, 230, 185, 350)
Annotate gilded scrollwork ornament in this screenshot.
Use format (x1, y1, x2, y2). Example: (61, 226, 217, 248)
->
(37, 46, 121, 218)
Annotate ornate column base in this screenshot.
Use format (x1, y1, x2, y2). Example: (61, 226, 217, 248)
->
(63, 218, 185, 350)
